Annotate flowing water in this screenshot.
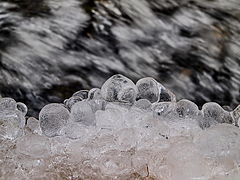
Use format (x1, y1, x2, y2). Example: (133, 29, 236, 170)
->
(0, 0, 240, 116)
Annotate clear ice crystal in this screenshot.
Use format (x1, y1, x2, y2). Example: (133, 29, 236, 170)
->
(200, 102, 233, 129)
(16, 102, 28, 116)
(136, 77, 160, 103)
(0, 97, 17, 111)
(39, 103, 70, 137)
(70, 101, 96, 126)
(101, 74, 138, 104)
(176, 99, 199, 118)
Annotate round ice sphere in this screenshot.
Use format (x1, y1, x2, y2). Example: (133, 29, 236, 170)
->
(88, 88, 102, 100)
(64, 96, 83, 110)
(101, 74, 137, 104)
(0, 97, 17, 111)
(194, 124, 240, 160)
(16, 102, 28, 116)
(72, 90, 89, 99)
(176, 99, 199, 118)
(136, 77, 160, 103)
(134, 99, 152, 110)
(200, 102, 233, 129)
(39, 103, 70, 137)
(71, 101, 96, 126)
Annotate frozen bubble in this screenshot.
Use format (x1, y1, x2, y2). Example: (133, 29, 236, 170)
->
(231, 105, 240, 127)
(152, 102, 176, 118)
(176, 99, 199, 118)
(64, 96, 83, 110)
(88, 88, 102, 100)
(194, 124, 240, 161)
(200, 102, 233, 129)
(134, 99, 152, 110)
(136, 77, 160, 103)
(71, 101, 96, 126)
(16, 102, 28, 116)
(72, 90, 89, 99)
(39, 103, 70, 137)
(0, 110, 25, 140)
(0, 97, 17, 111)
(101, 74, 138, 104)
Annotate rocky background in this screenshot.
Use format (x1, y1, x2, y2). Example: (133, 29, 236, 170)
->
(0, 0, 240, 117)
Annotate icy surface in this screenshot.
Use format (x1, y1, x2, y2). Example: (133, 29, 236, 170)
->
(0, 75, 240, 179)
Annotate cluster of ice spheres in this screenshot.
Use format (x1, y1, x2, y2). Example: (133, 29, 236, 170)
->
(1, 74, 240, 179)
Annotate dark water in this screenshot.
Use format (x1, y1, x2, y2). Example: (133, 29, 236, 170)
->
(0, 0, 240, 117)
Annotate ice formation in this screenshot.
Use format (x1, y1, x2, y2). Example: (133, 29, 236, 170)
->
(0, 74, 240, 179)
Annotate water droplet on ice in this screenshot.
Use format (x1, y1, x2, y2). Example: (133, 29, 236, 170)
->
(16, 102, 28, 116)
(39, 103, 70, 137)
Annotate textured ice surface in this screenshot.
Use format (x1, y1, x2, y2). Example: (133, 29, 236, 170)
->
(39, 103, 70, 137)
(101, 74, 138, 104)
(0, 75, 240, 179)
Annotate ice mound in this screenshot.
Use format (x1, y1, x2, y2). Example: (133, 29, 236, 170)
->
(0, 74, 240, 179)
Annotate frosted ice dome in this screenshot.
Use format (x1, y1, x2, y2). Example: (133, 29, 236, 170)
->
(0, 74, 240, 180)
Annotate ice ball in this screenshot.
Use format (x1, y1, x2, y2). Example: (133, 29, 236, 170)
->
(136, 77, 160, 103)
(39, 103, 70, 137)
(101, 74, 138, 104)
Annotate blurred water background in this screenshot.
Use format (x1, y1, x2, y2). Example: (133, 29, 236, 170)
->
(0, 0, 240, 117)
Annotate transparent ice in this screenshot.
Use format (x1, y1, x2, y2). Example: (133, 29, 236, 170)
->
(70, 101, 96, 126)
(39, 103, 70, 137)
(101, 74, 138, 104)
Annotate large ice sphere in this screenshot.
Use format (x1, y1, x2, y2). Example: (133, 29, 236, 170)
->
(176, 99, 199, 118)
(39, 103, 70, 137)
(71, 101, 96, 126)
(194, 124, 240, 161)
(200, 102, 233, 129)
(136, 77, 160, 103)
(88, 88, 102, 100)
(0, 97, 17, 111)
(101, 74, 138, 104)
(231, 105, 240, 127)
(72, 90, 89, 99)
(0, 110, 25, 140)
(64, 96, 83, 110)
